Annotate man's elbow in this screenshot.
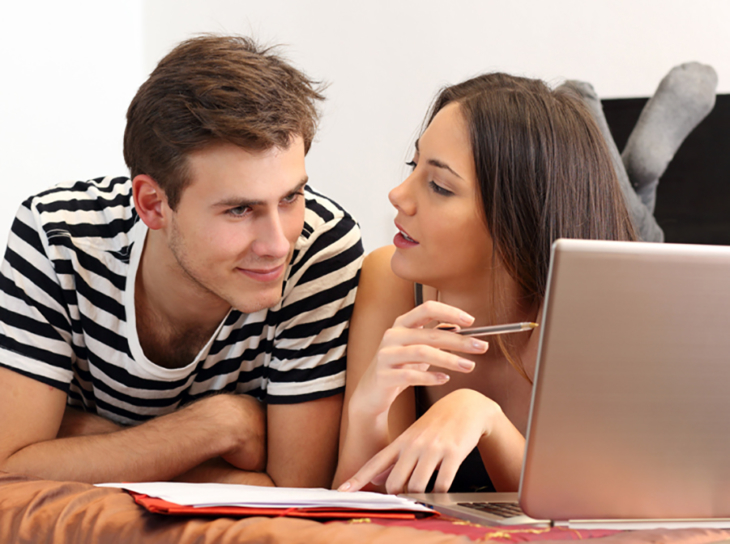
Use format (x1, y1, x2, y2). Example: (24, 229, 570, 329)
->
(216, 394, 268, 472)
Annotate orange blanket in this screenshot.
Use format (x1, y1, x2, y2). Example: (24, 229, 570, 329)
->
(2, 471, 729, 543)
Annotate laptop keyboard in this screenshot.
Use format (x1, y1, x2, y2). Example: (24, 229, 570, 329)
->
(457, 501, 524, 518)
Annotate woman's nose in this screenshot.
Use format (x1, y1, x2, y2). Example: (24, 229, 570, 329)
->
(388, 175, 416, 215)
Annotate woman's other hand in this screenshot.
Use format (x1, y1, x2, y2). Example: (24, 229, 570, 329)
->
(339, 388, 523, 494)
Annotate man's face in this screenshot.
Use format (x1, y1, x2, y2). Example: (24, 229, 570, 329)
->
(166, 139, 307, 314)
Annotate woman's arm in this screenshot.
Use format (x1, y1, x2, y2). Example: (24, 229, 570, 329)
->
(340, 388, 525, 494)
(334, 246, 486, 489)
(333, 246, 416, 488)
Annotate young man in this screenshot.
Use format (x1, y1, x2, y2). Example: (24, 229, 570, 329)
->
(0, 35, 363, 487)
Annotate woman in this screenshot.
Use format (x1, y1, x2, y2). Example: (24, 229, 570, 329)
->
(334, 73, 636, 495)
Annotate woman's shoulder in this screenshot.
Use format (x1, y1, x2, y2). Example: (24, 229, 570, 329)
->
(357, 246, 415, 309)
(362, 245, 397, 272)
(360, 246, 414, 307)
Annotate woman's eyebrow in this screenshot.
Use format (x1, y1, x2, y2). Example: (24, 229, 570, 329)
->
(414, 139, 464, 180)
(427, 158, 463, 180)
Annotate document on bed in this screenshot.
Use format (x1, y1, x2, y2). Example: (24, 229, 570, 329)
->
(96, 481, 432, 512)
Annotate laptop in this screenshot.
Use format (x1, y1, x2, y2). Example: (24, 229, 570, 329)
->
(402, 239, 730, 527)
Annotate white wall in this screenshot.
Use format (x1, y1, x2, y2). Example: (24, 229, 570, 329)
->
(0, 1, 144, 251)
(2, 0, 728, 253)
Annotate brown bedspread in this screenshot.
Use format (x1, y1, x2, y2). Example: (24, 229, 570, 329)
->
(2, 471, 730, 544)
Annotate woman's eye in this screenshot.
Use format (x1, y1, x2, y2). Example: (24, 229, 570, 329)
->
(405, 160, 417, 170)
(429, 180, 453, 196)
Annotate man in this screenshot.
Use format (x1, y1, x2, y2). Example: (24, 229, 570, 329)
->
(0, 35, 363, 487)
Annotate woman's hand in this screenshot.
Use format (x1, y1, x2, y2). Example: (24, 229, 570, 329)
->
(347, 300, 489, 421)
(340, 389, 513, 494)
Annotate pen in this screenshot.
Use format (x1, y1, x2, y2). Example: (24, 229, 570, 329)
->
(436, 322, 538, 337)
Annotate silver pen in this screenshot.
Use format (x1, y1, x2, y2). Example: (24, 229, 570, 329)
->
(437, 322, 538, 337)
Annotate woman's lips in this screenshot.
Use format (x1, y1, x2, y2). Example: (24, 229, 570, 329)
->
(238, 263, 286, 282)
(394, 224, 419, 248)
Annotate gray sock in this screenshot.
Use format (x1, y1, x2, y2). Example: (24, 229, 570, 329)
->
(558, 80, 664, 242)
(622, 62, 718, 214)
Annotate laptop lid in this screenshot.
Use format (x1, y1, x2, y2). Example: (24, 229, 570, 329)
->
(519, 239, 730, 521)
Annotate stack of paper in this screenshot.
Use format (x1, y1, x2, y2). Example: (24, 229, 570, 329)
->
(96, 481, 434, 519)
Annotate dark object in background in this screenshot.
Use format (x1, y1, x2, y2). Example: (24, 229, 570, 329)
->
(603, 94, 730, 245)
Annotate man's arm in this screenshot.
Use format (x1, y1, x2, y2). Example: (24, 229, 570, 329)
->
(57, 406, 122, 437)
(265, 393, 343, 488)
(173, 458, 274, 486)
(58, 405, 275, 485)
(0, 366, 266, 483)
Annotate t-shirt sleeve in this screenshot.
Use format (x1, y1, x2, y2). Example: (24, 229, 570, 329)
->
(264, 192, 364, 404)
(0, 199, 74, 391)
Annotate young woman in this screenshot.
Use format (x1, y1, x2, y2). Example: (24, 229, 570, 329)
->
(334, 73, 636, 495)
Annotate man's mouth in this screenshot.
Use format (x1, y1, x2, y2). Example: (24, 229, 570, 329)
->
(237, 263, 286, 282)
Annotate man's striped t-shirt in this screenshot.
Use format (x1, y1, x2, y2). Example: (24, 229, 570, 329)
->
(0, 177, 363, 425)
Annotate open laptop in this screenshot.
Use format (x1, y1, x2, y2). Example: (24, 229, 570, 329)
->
(402, 239, 730, 527)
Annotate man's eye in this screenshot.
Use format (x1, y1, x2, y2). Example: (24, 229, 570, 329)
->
(227, 206, 250, 217)
(429, 180, 453, 196)
(282, 191, 303, 204)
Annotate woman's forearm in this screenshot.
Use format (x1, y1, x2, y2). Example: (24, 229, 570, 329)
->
(477, 406, 525, 492)
(333, 399, 391, 488)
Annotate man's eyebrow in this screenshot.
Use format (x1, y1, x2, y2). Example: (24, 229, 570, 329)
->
(414, 139, 463, 180)
(213, 178, 308, 208)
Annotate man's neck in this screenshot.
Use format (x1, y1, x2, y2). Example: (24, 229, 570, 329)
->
(134, 231, 231, 368)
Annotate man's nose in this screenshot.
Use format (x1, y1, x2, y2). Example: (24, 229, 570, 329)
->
(251, 209, 291, 259)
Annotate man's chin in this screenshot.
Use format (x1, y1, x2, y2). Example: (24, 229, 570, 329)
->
(230, 287, 284, 314)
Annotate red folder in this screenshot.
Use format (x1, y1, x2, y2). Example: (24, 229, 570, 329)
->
(129, 491, 438, 520)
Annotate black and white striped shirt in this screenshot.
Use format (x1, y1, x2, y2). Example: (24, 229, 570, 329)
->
(0, 177, 363, 425)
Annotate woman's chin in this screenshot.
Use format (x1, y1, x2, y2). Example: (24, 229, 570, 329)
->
(390, 249, 426, 284)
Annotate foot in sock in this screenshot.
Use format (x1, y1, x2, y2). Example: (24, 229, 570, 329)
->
(621, 62, 718, 213)
(558, 80, 664, 242)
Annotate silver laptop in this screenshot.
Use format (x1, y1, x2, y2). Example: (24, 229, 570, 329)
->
(403, 239, 730, 526)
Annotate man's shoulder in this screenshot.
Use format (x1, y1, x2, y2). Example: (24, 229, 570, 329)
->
(281, 186, 363, 297)
(302, 185, 358, 235)
(22, 176, 138, 247)
(27, 176, 133, 216)
(296, 186, 363, 261)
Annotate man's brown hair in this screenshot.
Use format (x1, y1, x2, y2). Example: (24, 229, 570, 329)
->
(124, 34, 324, 209)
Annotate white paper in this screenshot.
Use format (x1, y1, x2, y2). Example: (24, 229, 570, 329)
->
(96, 482, 432, 512)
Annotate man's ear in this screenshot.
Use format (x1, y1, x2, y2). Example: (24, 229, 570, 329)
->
(132, 175, 170, 230)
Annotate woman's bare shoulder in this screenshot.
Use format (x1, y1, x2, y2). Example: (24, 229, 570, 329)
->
(345, 246, 416, 388)
(356, 246, 415, 316)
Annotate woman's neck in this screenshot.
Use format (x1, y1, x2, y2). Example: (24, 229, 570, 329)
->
(433, 267, 538, 329)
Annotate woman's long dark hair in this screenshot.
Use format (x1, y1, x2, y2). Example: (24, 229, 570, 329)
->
(425, 73, 636, 381)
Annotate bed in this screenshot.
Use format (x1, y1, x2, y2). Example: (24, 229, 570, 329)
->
(2, 471, 729, 543)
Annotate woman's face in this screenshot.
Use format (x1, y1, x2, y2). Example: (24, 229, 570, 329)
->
(389, 102, 494, 291)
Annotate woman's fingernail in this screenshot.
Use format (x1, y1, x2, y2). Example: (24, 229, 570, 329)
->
(436, 373, 450, 383)
(460, 312, 474, 324)
(458, 359, 475, 370)
(471, 339, 488, 351)
(338, 481, 351, 491)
